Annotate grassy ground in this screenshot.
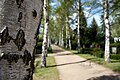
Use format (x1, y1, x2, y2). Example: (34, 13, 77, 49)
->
(33, 55, 60, 80)
(71, 50, 120, 73)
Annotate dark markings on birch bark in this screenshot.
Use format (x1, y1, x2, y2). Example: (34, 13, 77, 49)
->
(16, 0, 24, 8)
(14, 29, 26, 51)
(18, 12, 22, 22)
(1, 53, 21, 63)
(0, 49, 32, 65)
(1, 27, 12, 45)
(32, 10, 37, 18)
(46, 18, 49, 23)
(23, 49, 33, 80)
(23, 49, 32, 65)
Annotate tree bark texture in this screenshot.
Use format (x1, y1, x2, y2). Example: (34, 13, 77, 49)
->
(68, 29, 71, 50)
(0, 0, 43, 80)
(62, 27, 64, 47)
(59, 33, 61, 46)
(104, 0, 110, 62)
(66, 17, 69, 49)
(77, 0, 81, 53)
(41, 0, 48, 67)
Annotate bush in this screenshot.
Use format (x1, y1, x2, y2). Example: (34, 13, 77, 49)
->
(35, 42, 42, 54)
(71, 40, 77, 50)
(80, 48, 92, 54)
(36, 49, 42, 54)
(110, 43, 120, 47)
(91, 48, 104, 58)
(48, 46, 53, 53)
(36, 42, 42, 49)
(110, 54, 120, 60)
(35, 46, 53, 54)
(110, 43, 120, 54)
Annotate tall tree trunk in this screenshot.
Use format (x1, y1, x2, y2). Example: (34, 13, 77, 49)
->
(0, 0, 43, 80)
(47, 35, 50, 48)
(59, 33, 61, 46)
(41, 0, 49, 67)
(77, 0, 81, 53)
(104, 0, 110, 63)
(66, 17, 69, 48)
(60, 29, 63, 47)
(68, 31, 71, 50)
(62, 27, 64, 47)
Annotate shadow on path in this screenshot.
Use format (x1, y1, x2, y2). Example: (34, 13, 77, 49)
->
(53, 49, 64, 53)
(47, 58, 93, 68)
(88, 75, 120, 80)
(52, 52, 73, 56)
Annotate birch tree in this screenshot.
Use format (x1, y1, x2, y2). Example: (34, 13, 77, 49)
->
(66, 17, 69, 48)
(41, 0, 49, 67)
(68, 27, 72, 50)
(103, 0, 110, 63)
(62, 27, 64, 47)
(77, 0, 81, 53)
(0, 0, 43, 79)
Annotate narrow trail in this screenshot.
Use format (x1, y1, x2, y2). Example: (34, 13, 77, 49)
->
(52, 45, 120, 80)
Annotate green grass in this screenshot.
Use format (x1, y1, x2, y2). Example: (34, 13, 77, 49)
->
(33, 56, 60, 80)
(71, 50, 120, 73)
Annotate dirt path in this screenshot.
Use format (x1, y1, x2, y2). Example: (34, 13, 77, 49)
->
(52, 45, 120, 80)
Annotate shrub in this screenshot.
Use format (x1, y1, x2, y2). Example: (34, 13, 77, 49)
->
(110, 54, 120, 60)
(36, 49, 42, 54)
(110, 43, 120, 47)
(71, 40, 77, 50)
(36, 42, 42, 48)
(110, 43, 120, 54)
(48, 46, 53, 53)
(91, 48, 104, 58)
(35, 42, 42, 54)
(80, 48, 92, 54)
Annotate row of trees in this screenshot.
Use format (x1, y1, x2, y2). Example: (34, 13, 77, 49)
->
(40, 0, 120, 67)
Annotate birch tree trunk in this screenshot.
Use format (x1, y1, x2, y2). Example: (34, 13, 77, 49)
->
(59, 33, 61, 46)
(62, 27, 64, 47)
(68, 31, 71, 50)
(47, 35, 50, 48)
(41, 0, 49, 67)
(77, 0, 81, 53)
(0, 0, 43, 79)
(66, 17, 69, 48)
(104, 0, 110, 63)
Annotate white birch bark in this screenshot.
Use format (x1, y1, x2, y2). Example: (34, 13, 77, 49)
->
(0, 0, 43, 79)
(104, 0, 110, 63)
(62, 27, 64, 47)
(77, 0, 81, 53)
(47, 35, 50, 48)
(68, 30, 71, 50)
(66, 18, 69, 48)
(41, 0, 49, 67)
(59, 33, 61, 46)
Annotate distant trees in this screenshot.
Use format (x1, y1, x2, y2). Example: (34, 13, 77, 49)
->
(52, 0, 74, 49)
(111, 0, 120, 37)
(85, 18, 98, 47)
(74, 0, 87, 52)
(40, 0, 120, 66)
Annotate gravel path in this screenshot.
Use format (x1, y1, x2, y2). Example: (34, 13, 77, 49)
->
(52, 45, 120, 80)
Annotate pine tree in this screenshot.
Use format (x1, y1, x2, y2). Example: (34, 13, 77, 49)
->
(90, 18, 98, 42)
